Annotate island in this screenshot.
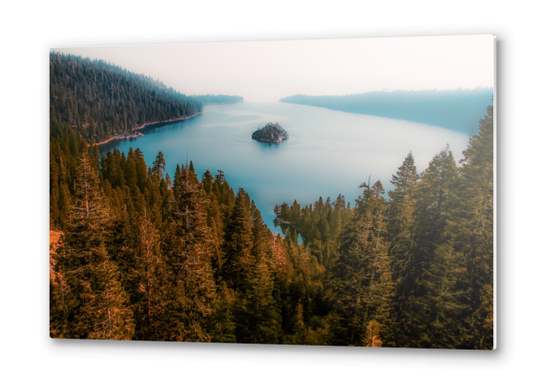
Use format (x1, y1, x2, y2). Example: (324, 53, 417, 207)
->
(251, 122, 289, 144)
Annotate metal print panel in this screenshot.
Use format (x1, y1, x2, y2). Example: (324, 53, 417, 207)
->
(49, 35, 495, 349)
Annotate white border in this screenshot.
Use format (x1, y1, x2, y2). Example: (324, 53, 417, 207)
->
(2, 1, 539, 383)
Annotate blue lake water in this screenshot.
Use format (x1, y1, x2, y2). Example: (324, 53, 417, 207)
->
(99, 102, 470, 230)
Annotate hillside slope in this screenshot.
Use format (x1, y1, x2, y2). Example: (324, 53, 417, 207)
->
(50, 52, 202, 143)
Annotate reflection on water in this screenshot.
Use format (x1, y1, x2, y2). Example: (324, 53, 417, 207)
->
(99, 102, 470, 230)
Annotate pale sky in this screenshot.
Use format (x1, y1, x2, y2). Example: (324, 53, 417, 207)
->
(54, 35, 494, 103)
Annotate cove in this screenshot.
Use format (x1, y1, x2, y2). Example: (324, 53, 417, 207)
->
(98, 102, 470, 231)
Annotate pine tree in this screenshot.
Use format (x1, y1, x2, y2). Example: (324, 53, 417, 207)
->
(209, 282, 237, 343)
(160, 161, 216, 342)
(387, 151, 420, 281)
(289, 301, 308, 345)
(221, 188, 255, 291)
(331, 180, 394, 346)
(452, 106, 494, 349)
(152, 151, 166, 180)
(250, 202, 270, 263)
(125, 149, 139, 195)
(133, 206, 165, 340)
(165, 172, 173, 189)
(134, 148, 148, 192)
(58, 175, 72, 229)
(81, 257, 136, 340)
(51, 152, 134, 340)
(399, 145, 460, 348)
(50, 231, 73, 338)
(418, 240, 469, 348)
(236, 255, 281, 344)
(386, 152, 420, 343)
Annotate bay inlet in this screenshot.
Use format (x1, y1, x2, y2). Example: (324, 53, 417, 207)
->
(99, 102, 470, 230)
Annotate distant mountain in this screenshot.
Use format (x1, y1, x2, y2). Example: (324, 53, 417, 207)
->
(192, 94, 244, 105)
(280, 88, 493, 135)
(50, 52, 203, 144)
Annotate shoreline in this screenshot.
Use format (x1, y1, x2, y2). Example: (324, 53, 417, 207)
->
(89, 111, 204, 147)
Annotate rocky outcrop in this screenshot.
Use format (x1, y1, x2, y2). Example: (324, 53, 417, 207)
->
(251, 123, 289, 144)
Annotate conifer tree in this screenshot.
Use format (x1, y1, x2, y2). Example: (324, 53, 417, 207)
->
(331, 181, 394, 346)
(152, 151, 166, 180)
(451, 106, 494, 349)
(133, 205, 165, 340)
(106, 204, 138, 311)
(165, 172, 173, 189)
(386, 151, 420, 339)
(387, 151, 420, 273)
(50, 232, 73, 338)
(209, 282, 237, 343)
(398, 146, 460, 348)
(236, 256, 281, 344)
(160, 161, 216, 342)
(417, 240, 469, 348)
(221, 188, 255, 291)
(51, 153, 134, 340)
(134, 148, 148, 192)
(125, 149, 139, 195)
(50, 154, 61, 228)
(289, 301, 308, 345)
(58, 179, 72, 229)
(250, 202, 270, 263)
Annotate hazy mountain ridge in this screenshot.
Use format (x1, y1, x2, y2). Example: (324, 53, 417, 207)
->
(192, 94, 244, 105)
(280, 88, 493, 135)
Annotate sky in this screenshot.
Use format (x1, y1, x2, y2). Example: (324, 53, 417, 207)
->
(54, 35, 495, 103)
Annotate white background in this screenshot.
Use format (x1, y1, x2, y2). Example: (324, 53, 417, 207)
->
(1, 1, 539, 383)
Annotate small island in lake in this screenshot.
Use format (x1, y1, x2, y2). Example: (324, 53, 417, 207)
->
(252, 122, 289, 144)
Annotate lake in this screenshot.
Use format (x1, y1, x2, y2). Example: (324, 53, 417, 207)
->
(99, 102, 470, 230)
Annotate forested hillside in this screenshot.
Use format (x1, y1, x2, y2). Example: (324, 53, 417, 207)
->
(50, 52, 203, 144)
(280, 88, 493, 134)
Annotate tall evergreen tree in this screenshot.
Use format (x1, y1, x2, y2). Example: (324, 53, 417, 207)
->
(209, 282, 237, 343)
(387, 151, 420, 268)
(236, 256, 281, 344)
(331, 181, 394, 346)
(160, 162, 216, 342)
(398, 146, 460, 348)
(386, 151, 420, 340)
(221, 188, 255, 291)
(133, 206, 165, 340)
(452, 106, 494, 349)
(152, 151, 166, 180)
(51, 153, 134, 340)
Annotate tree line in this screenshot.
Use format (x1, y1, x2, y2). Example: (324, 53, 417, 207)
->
(191, 94, 244, 105)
